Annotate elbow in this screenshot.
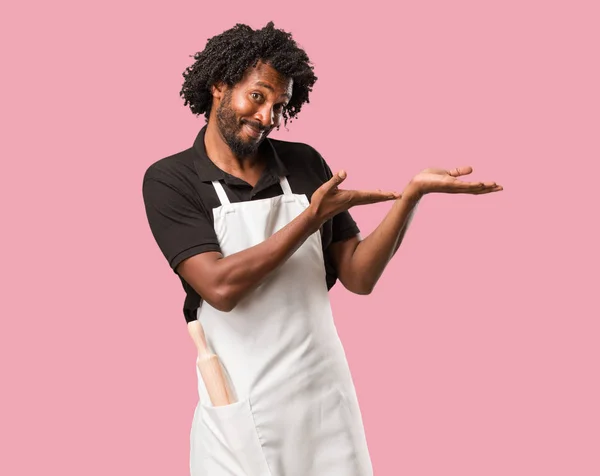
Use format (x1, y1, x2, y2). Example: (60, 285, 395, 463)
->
(345, 278, 375, 295)
(205, 286, 239, 313)
(353, 284, 374, 295)
(209, 299, 236, 313)
(177, 257, 241, 312)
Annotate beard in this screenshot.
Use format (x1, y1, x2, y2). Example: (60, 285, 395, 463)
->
(216, 90, 272, 158)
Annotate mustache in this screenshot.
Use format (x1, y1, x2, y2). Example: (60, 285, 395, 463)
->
(241, 119, 270, 132)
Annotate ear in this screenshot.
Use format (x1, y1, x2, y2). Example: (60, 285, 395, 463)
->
(211, 81, 227, 99)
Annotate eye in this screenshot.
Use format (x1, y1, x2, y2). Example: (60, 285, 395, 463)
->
(250, 92, 263, 102)
(273, 103, 286, 114)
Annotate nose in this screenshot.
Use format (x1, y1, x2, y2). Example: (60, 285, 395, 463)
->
(254, 104, 276, 129)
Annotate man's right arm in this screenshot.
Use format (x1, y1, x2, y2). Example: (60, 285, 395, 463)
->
(177, 170, 401, 312)
(176, 206, 321, 312)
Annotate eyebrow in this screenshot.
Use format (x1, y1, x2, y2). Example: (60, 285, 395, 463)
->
(256, 81, 292, 99)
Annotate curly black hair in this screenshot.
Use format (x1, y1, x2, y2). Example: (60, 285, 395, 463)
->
(180, 22, 317, 125)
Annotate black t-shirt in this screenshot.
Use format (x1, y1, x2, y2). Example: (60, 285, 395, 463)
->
(142, 125, 360, 323)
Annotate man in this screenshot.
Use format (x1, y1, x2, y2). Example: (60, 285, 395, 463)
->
(142, 21, 502, 476)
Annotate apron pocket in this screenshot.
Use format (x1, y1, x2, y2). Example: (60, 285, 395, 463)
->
(199, 399, 272, 476)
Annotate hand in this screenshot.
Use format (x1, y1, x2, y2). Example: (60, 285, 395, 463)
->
(310, 170, 401, 223)
(405, 166, 503, 199)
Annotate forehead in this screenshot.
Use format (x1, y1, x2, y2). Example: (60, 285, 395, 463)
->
(236, 62, 293, 97)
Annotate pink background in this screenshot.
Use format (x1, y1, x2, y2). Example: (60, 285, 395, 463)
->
(3, 1, 599, 474)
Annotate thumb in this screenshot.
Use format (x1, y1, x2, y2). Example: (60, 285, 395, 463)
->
(332, 169, 347, 184)
(326, 170, 347, 191)
(449, 166, 473, 177)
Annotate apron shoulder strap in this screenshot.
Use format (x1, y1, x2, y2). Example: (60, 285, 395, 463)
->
(279, 176, 293, 196)
(211, 180, 230, 205)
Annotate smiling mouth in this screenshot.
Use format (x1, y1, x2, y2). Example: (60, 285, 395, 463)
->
(242, 123, 264, 139)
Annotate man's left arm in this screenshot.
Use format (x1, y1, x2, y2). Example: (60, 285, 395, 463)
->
(329, 184, 422, 295)
(329, 165, 502, 294)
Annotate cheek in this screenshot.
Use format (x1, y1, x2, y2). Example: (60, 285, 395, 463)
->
(231, 96, 255, 117)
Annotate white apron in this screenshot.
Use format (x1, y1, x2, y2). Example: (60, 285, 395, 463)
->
(190, 176, 373, 476)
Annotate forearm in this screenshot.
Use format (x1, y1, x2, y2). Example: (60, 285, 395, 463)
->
(181, 169, 401, 310)
(346, 190, 421, 294)
(210, 206, 322, 310)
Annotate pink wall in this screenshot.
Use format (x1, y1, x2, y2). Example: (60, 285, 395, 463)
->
(3, 1, 599, 474)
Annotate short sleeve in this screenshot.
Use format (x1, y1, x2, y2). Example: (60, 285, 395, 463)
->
(319, 156, 361, 243)
(142, 178, 221, 273)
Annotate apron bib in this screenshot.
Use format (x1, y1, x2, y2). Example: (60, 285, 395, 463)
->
(190, 176, 373, 476)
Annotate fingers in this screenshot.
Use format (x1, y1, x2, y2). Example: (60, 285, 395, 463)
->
(450, 182, 503, 194)
(469, 185, 504, 194)
(349, 189, 402, 205)
(446, 167, 502, 194)
(324, 171, 401, 203)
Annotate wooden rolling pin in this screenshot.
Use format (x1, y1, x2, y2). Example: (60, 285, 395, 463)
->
(187, 320, 234, 406)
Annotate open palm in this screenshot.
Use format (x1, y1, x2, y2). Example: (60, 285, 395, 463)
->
(409, 166, 503, 195)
